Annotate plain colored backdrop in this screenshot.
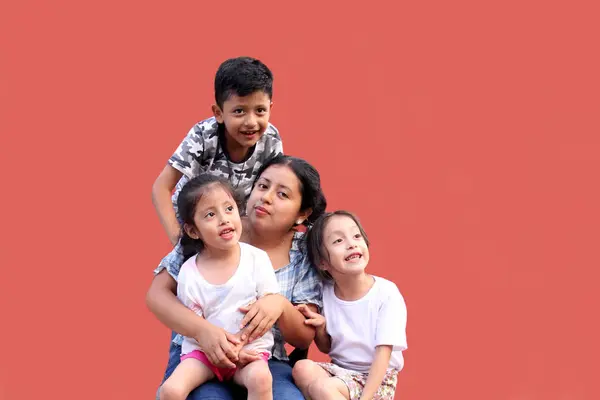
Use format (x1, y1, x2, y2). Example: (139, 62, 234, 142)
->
(1, 1, 599, 399)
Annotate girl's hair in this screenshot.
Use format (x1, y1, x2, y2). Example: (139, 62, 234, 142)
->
(253, 155, 327, 227)
(177, 174, 241, 260)
(306, 210, 370, 281)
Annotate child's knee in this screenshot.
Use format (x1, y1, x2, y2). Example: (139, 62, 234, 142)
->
(292, 359, 314, 385)
(247, 362, 272, 393)
(159, 380, 186, 400)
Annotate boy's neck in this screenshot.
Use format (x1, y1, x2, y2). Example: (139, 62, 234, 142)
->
(333, 272, 375, 301)
(221, 129, 253, 163)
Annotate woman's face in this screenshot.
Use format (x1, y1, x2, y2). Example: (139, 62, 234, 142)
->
(245, 164, 309, 233)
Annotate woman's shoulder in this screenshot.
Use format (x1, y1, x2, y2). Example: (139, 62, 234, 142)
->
(290, 230, 307, 253)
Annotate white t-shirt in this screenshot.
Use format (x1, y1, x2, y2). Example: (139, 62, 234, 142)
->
(177, 242, 280, 356)
(323, 276, 407, 373)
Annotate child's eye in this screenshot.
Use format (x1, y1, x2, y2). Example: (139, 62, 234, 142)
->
(354, 234, 362, 239)
(333, 238, 342, 244)
(233, 109, 244, 114)
(205, 212, 215, 218)
(257, 107, 267, 114)
(226, 205, 234, 212)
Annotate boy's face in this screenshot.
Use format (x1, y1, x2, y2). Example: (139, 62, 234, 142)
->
(213, 91, 272, 156)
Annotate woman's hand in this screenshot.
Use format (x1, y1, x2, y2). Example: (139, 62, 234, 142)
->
(236, 349, 263, 368)
(193, 324, 242, 369)
(239, 294, 286, 343)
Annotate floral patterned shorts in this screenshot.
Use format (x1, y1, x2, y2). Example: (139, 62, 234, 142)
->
(316, 362, 399, 400)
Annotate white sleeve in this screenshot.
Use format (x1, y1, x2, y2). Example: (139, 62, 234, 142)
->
(177, 262, 204, 317)
(254, 250, 280, 297)
(375, 282, 407, 351)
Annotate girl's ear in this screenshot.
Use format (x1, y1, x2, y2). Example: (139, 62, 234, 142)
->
(184, 223, 201, 240)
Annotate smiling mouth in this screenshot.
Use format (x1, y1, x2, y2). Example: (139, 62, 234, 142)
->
(345, 253, 362, 261)
(240, 131, 258, 136)
(220, 228, 235, 237)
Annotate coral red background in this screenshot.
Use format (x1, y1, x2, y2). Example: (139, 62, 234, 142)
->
(1, 1, 599, 399)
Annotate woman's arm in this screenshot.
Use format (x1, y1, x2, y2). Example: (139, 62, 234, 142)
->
(277, 300, 318, 349)
(239, 295, 317, 349)
(295, 304, 330, 353)
(146, 269, 240, 368)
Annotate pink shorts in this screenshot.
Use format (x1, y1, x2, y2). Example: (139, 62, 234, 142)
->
(181, 350, 270, 381)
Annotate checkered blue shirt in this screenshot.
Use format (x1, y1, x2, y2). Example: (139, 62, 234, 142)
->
(153, 231, 323, 362)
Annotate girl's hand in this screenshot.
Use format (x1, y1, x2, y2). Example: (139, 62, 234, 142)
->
(239, 294, 285, 343)
(237, 349, 263, 368)
(193, 324, 241, 369)
(296, 304, 326, 333)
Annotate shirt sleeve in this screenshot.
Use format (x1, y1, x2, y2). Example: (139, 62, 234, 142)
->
(273, 135, 284, 156)
(255, 249, 280, 297)
(375, 282, 408, 351)
(153, 241, 185, 281)
(290, 256, 323, 310)
(176, 261, 204, 318)
(168, 124, 205, 178)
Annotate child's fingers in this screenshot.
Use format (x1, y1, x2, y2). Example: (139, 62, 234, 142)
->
(304, 318, 324, 327)
(296, 304, 315, 318)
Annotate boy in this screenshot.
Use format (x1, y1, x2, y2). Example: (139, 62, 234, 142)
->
(152, 57, 283, 245)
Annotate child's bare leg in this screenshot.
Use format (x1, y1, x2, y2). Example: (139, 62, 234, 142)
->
(233, 359, 272, 400)
(292, 359, 349, 400)
(160, 358, 214, 400)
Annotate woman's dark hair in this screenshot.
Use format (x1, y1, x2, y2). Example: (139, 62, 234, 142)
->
(306, 210, 370, 281)
(214, 57, 273, 109)
(177, 174, 241, 260)
(253, 155, 327, 227)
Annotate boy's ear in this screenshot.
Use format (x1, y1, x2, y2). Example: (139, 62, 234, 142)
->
(184, 223, 201, 240)
(269, 101, 274, 111)
(212, 104, 224, 124)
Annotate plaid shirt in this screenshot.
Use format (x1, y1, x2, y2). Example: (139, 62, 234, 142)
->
(153, 231, 323, 362)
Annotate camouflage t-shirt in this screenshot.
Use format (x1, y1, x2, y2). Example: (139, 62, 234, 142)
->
(169, 116, 283, 216)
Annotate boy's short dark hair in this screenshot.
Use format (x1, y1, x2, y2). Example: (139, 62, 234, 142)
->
(214, 57, 273, 108)
(306, 210, 370, 281)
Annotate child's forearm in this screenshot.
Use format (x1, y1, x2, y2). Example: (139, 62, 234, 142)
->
(152, 165, 183, 245)
(314, 326, 331, 354)
(360, 345, 393, 400)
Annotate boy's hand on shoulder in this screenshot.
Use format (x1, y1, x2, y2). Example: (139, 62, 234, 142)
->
(295, 304, 326, 334)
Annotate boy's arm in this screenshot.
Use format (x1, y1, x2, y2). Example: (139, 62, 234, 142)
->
(359, 345, 393, 400)
(152, 164, 183, 246)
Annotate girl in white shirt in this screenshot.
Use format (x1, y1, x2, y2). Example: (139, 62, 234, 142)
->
(159, 175, 279, 400)
(293, 211, 407, 400)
